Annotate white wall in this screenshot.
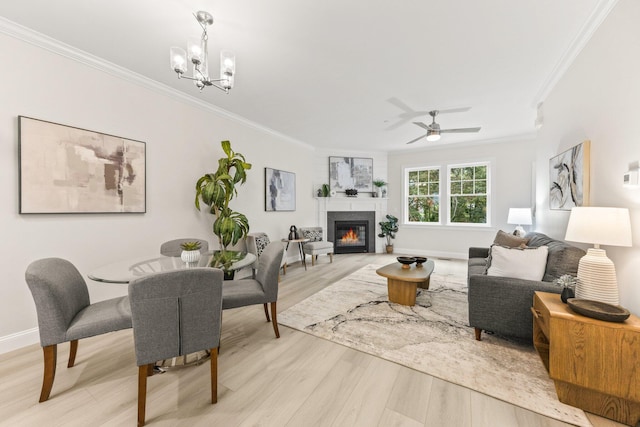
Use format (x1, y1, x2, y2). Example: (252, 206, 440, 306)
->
(533, 0, 640, 315)
(387, 138, 536, 258)
(0, 32, 315, 353)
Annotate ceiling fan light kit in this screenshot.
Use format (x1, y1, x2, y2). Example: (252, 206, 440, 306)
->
(406, 109, 480, 144)
(170, 11, 236, 93)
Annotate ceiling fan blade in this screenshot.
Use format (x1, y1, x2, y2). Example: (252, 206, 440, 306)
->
(437, 106, 472, 115)
(440, 127, 481, 134)
(412, 121, 431, 131)
(406, 134, 428, 144)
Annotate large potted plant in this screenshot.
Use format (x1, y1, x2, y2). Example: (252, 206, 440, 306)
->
(195, 140, 252, 273)
(378, 214, 399, 253)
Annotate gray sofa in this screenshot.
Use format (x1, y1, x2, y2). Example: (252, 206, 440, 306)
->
(467, 232, 585, 341)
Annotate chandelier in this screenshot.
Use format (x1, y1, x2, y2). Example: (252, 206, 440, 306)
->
(170, 11, 235, 93)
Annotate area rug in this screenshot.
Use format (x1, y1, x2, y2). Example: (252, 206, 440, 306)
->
(279, 264, 590, 426)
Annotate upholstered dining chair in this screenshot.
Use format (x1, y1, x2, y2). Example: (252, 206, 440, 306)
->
(246, 232, 286, 278)
(159, 238, 209, 257)
(222, 242, 284, 338)
(299, 227, 334, 266)
(129, 268, 224, 427)
(25, 258, 132, 403)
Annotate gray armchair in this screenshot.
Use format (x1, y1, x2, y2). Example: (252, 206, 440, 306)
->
(299, 227, 334, 266)
(25, 258, 132, 402)
(159, 238, 209, 257)
(129, 268, 224, 426)
(222, 242, 284, 338)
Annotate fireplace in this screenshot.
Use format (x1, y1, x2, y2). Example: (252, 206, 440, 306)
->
(327, 211, 376, 253)
(334, 221, 368, 253)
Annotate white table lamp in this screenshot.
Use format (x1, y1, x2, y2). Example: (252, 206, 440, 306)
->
(564, 207, 632, 305)
(507, 208, 533, 237)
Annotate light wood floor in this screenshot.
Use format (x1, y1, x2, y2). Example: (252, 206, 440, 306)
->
(0, 253, 624, 427)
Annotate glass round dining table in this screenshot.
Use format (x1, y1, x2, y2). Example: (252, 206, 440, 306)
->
(88, 251, 257, 284)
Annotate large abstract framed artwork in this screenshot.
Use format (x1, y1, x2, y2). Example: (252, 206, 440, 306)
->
(329, 156, 373, 193)
(265, 167, 296, 211)
(549, 140, 590, 210)
(19, 116, 146, 214)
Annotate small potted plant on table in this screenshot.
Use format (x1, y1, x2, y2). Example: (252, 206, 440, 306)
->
(378, 214, 399, 253)
(180, 241, 202, 264)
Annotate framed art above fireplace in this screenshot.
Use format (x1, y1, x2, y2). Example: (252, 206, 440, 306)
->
(329, 156, 373, 193)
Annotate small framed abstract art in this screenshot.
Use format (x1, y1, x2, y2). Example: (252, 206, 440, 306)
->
(329, 156, 373, 193)
(19, 116, 146, 214)
(549, 140, 590, 210)
(265, 167, 296, 211)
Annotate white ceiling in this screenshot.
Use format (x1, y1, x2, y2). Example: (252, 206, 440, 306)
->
(0, 0, 615, 152)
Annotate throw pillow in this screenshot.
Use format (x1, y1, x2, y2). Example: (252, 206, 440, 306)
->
(493, 230, 529, 248)
(486, 245, 549, 281)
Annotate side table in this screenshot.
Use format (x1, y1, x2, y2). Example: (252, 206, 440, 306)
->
(532, 291, 640, 426)
(281, 238, 310, 270)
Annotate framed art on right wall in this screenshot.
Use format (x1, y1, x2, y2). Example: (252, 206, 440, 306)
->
(549, 140, 590, 210)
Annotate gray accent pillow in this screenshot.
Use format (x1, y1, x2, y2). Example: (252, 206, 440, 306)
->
(493, 230, 529, 248)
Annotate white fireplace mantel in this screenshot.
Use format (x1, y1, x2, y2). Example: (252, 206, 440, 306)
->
(315, 197, 388, 253)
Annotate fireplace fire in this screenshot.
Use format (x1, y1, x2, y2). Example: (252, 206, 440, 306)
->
(334, 220, 368, 253)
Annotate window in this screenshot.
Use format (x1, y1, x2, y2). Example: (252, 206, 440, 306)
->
(448, 163, 489, 225)
(406, 167, 440, 224)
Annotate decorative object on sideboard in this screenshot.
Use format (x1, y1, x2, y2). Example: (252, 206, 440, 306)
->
(345, 188, 358, 197)
(396, 256, 416, 269)
(549, 140, 590, 210)
(552, 274, 577, 303)
(372, 179, 387, 198)
(265, 167, 296, 211)
(288, 225, 299, 240)
(180, 241, 202, 264)
(378, 214, 399, 254)
(195, 140, 251, 272)
(18, 116, 146, 214)
(328, 156, 373, 193)
(564, 206, 632, 305)
(170, 10, 235, 93)
(507, 208, 532, 237)
(566, 298, 631, 322)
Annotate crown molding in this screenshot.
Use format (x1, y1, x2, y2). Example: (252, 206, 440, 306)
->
(0, 16, 312, 150)
(531, 0, 619, 107)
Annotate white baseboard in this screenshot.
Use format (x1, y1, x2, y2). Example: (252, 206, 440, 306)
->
(0, 327, 39, 355)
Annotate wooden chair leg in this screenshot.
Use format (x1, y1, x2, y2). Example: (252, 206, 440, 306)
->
(210, 347, 218, 404)
(67, 340, 78, 368)
(311, 256, 316, 266)
(270, 301, 280, 338)
(263, 303, 271, 322)
(474, 328, 482, 341)
(329, 253, 333, 263)
(39, 345, 57, 402)
(138, 364, 150, 427)
(282, 263, 286, 275)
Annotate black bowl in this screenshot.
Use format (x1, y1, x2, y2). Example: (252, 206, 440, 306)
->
(397, 256, 416, 266)
(414, 256, 427, 266)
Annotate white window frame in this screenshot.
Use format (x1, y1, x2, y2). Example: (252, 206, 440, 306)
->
(446, 161, 491, 227)
(404, 166, 441, 225)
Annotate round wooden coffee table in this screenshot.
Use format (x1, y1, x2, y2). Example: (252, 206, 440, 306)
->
(376, 260, 435, 306)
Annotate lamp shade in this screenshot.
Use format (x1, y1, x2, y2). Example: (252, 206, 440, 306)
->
(507, 208, 532, 225)
(565, 207, 632, 247)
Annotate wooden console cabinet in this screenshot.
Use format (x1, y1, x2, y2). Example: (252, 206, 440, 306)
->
(532, 292, 640, 426)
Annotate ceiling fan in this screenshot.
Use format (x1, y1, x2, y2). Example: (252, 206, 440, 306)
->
(407, 109, 481, 144)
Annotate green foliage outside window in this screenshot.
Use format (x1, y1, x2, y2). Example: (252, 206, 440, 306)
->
(449, 165, 487, 224)
(407, 168, 440, 223)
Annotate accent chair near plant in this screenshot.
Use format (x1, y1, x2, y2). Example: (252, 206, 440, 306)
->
(25, 258, 132, 402)
(222, 242, 284, 338)
(129, 268, 224, 427)
(467, 231, 585, 341)
(159, 238, 209, 257)
(246, 232, 287, 278)
(299, 227, 334, 266)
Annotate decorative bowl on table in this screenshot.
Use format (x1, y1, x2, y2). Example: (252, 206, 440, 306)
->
(414, 256, 427, 267)
(396, 256, 416, 269)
